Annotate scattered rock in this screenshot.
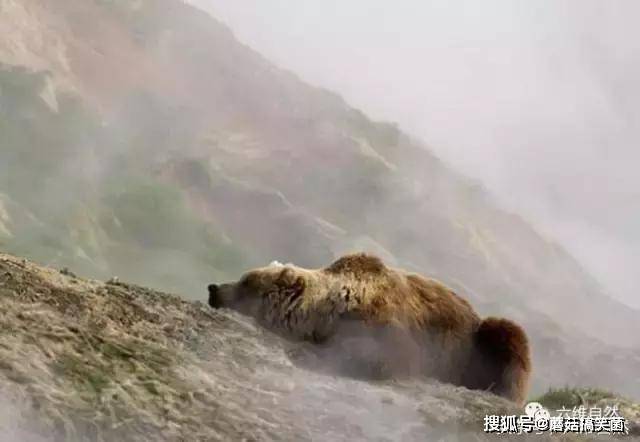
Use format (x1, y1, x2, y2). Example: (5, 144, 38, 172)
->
(59, 267, 77, 278)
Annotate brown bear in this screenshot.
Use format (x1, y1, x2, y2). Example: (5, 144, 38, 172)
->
(207, 253, 531, 404)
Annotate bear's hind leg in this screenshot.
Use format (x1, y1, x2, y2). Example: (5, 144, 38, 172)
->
(462, 317, 531, 405)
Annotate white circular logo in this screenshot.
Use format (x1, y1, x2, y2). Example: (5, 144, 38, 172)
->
(524, 402, 544, 417)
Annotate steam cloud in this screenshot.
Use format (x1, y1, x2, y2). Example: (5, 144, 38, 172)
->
(193, 0, 640, 310)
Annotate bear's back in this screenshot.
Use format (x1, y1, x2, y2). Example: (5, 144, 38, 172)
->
(323, 253, 480, 334)
(403, 273, 480, 333)
(325, 253, 386, 278)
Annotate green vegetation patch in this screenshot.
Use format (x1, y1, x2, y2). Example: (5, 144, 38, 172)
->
(533, 387, 618, 410)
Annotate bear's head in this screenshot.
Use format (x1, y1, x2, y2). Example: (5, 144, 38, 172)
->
(207, 260, 361, 342)
(208, 262, 308, 318)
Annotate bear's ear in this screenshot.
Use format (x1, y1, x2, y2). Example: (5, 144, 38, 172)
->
(276, 268, 306, 293)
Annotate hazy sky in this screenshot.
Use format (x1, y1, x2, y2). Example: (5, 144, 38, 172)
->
(190, 1, 640, 309)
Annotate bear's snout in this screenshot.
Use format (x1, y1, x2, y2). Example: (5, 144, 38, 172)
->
(208, 283, 221, 308)
(208, 283, 237, 309)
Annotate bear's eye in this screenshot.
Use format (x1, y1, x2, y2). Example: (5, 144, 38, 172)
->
(240, 274, 257, 289)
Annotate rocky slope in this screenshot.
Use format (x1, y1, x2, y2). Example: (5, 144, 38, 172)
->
(0, 0, 638, 402)
(1, 252, 638, 441)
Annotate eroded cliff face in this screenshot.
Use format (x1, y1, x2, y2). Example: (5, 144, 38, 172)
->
(2, 252, 638, 441)
(0, 0, 638, 403)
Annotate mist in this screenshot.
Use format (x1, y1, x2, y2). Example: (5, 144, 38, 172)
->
(2, 1, 640, 439)
(191, 0, 640, 310)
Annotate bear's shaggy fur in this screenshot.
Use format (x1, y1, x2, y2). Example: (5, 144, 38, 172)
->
(208, 253, 531, 404)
